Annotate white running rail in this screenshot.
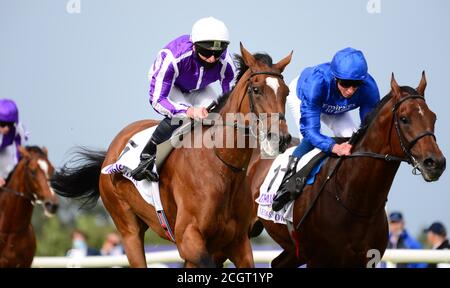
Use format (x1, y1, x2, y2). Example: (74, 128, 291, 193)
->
(31, 249, 450, 268)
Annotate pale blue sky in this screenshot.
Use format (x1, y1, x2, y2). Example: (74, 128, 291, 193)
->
(1, 0, 449, 238)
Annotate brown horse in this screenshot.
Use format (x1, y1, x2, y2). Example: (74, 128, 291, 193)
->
(247, 72, 446, 267)
(0, 146, 59, 268)
(51, 44, 293, 267)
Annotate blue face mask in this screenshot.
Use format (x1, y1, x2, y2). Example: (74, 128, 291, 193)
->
(73, 239, 87, 250)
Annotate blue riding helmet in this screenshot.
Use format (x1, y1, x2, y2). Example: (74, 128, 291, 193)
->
(0, 99, 19, 123)
(331, 47, 368, 81)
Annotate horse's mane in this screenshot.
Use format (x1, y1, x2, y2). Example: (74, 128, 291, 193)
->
(348, 86, 417, 145)
(210, 53, 273, 113)
(25, 145, 47, 157)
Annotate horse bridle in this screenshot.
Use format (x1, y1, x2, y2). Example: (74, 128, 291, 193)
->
(349, 94, 436, 174)
(0, 159, 48, 205)
(213, 70, 286, 172)
(391, 95, 436, 169)
(246, 71, 286, 120)
(0, 186, 37, 205)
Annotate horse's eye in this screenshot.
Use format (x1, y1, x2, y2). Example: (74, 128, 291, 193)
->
(253, 87, 260, 94)
(400, 116, 408, 124)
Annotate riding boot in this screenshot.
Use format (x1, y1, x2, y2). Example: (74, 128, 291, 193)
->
(130, 139, 159, 182)
(272, 155, 301, 211)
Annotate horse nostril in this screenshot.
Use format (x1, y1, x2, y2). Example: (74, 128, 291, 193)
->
(423, 158, 436, 169)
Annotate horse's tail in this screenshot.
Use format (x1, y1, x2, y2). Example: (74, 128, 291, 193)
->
(51, 147, 106, 209)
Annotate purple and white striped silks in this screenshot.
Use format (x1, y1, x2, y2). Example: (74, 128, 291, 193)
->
(148, 35, 236, 117)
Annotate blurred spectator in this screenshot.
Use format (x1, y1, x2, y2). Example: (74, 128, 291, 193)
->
(424, 222, 450, 268)
(100, 232, 124, 256)
(66, 229, 100, 258)
(387, 211, 427, 268)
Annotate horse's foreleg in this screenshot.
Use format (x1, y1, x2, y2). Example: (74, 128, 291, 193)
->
(227, 236, 254, 268)
(176, 223, 215, 268)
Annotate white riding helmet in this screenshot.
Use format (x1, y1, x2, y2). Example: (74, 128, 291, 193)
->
(191, 17, 230, 44)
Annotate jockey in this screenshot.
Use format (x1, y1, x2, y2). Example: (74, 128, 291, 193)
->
(0, 99, 29, 187)
(272, 47, 380, 210)
(131, 17, 236, 182)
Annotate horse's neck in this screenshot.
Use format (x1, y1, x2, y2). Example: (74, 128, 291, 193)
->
(338, 102, 403, 212)
(0, 166, 34, 231)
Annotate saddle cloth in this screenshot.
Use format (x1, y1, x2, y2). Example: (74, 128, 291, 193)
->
(100, 117, 210, 208)
(256, 146, 326, 225)
(101, 126, 165, 208)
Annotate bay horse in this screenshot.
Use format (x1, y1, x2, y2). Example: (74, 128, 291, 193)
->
(0, 146, 59, 268)
(51, 44, 293, 267)
(247, 72, 446, 267)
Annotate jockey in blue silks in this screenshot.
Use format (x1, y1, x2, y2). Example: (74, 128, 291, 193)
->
(0, 99, 29, 187)
(272, 47, 380, 210)
(131, 17, 236, 182)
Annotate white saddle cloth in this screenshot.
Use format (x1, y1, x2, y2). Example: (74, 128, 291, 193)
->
(101, 126, 167, 209)
(256, 146, 322, 225)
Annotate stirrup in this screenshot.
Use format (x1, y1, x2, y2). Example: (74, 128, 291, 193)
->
(130, 154, 158, 182)
(272, 156, 301, 211)
(279, 156, 300, 186)
(272, 176, 305, 211)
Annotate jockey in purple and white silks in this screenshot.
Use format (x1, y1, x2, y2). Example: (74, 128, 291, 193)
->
(272, 47, 380, 211)
(0, 99, 29, 187)
(131, 17, 236, 182)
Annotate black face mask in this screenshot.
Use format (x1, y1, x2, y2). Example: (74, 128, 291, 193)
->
(336, 78, 364, 88)
(195, 45, 225, 59)
(194, 42, 227, 69)
(197, 57, 218, 69)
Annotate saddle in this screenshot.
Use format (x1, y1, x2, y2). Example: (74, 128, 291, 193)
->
(272, 152, 327, 211)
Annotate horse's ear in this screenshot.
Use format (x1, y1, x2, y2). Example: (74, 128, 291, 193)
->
(18, 146, 31, 159)
(274, 51, 293, 73)
(416, 70, 427, 97)
(390, 73, 402, 99)
(240, 42, 256, 68)
(42, 146, 48, 156)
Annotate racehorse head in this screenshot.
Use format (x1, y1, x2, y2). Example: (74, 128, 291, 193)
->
(16, 146, 59, 215)
(389, 72, 446, 181)
(233, 43, 293, 155)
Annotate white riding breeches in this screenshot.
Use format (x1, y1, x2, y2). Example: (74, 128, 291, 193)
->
(286, 76, 358, 139)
